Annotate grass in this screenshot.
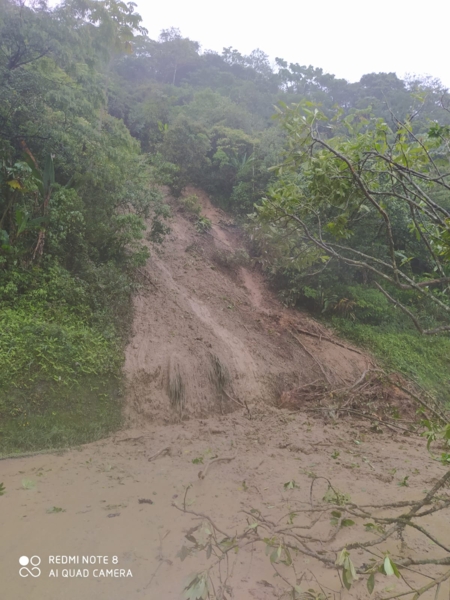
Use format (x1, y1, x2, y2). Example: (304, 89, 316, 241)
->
(0, 377, 123, 456)
(0, 300, 125, 455)
(331, 318, 450, 404)
(168, 355, 185, 415)
(209, 353, 229, 394)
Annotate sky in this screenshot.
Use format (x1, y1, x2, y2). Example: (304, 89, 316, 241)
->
(135, 0, 450, 88)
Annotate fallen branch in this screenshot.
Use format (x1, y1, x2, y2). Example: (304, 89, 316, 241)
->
(116, 435, 145, 443)
(175, 463, 450, 599)
(294, 326, 365, 355)
(198, 450, 238, 479)
(148, 447, 171, 462)
(382, 567, 450, 600)
(298, 406, 414, 433)
(223, 389, 251, 417)
(289, 331, 333, 385)
(386, 376, 449, 425)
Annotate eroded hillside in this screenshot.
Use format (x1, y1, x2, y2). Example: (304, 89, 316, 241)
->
(2, 191, 449, 600)
(124, 189, 369, 424)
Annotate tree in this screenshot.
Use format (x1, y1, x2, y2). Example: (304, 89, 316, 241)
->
(159, 115, 211, 196)
(255, 102, 450, 334)
(152, 28, 200, 85)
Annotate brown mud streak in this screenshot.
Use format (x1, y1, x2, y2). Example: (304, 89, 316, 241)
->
(124, 187, 368, 423)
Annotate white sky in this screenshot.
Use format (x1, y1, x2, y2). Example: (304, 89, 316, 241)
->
(135, 0, 450, 88)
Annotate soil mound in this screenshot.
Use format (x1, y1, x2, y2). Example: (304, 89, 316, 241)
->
(124, 189, 370, 423)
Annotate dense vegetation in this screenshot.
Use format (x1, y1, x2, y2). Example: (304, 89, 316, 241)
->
(1, 0, 449, 453)
(0, 0, 170, 452)
(110, 26, 450, 402)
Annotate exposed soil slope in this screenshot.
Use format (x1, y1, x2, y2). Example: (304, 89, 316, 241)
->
(2, 190, 448, 600)
(125, 189, 369, 424)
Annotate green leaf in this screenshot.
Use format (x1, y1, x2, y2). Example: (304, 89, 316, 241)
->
(270, 548, 279, 563)
(341, 519, 355, 527)
(283, 479, 297, 490)
(342, 568, 352, 590)
(335, 549, 348, 566)
(384, 556, 395, 576)
(46, 506, 65, 513)
(367, 572, 375, 594)
(177, 546, 191, 562)
(21, 478, 36, 490)
(390, 559, 401, 578)
(349, 558, 358, 581)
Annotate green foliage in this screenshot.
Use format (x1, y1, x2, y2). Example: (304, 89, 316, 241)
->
(21, 479, 36, 490)
(283, 480, 298, 490)
(323, 486, 351, 505)
(255, 102, 450, 335)
(46, 506, 65, 514)
(330, 511, 344, 526)
(249, 100, 450, 404)
(332, 319, 450, 402)
(365, 554, 401, 595)
(180, 194, 202, 216)
(2, 0, 450, 454)
(212, 248, 250, 270)
(0, 306, 119, 396)
(422, 420, 450, 451)
(0, 282, 124, 454)
(182, 573, 209, 600)
(335, 549, 358, 590)
(195, 216, 212, 233)
(0, 0, 170, 453)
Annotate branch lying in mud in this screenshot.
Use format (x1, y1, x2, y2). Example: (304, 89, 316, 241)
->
(289, 331, 333, 385)
(302, 407, 413, 433)
(174, 467, 450, 599)
(148, 447, 171, 461)
(281, 367, 450, 435)
(198, 449, 238, 479)
(294, 326, 365, 356)
(222, 389, 251, 417)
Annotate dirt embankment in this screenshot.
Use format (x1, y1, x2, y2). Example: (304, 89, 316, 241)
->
(124, 188, 369, 424)
(2, 189, 449, 600)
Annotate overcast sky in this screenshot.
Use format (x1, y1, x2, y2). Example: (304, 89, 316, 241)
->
(135, 0, 450, 87)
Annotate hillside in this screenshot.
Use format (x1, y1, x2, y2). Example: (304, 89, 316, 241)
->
(124, 189, 369, 424)
(1, 2, 450, 597)
(2, 193, 450, 600)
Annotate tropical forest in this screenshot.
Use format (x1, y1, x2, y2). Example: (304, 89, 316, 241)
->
(1, 1, 450, 599)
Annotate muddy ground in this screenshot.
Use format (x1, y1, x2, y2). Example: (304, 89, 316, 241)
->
(1, 190, 449, 599)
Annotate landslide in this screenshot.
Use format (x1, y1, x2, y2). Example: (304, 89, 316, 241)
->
(124, 189, 370, 424)
(3, 190, 449, 600)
